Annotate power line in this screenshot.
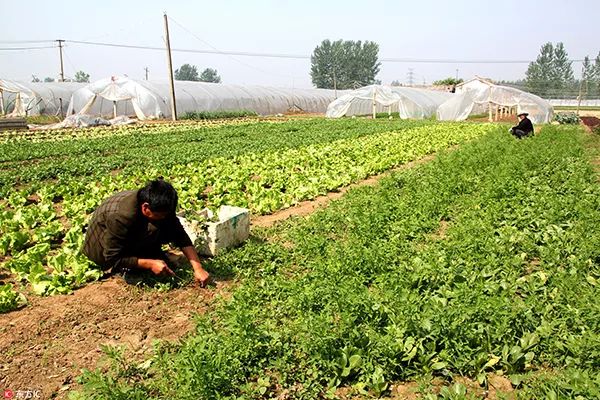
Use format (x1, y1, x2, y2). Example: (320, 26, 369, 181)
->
(0, 46, 56, 51)
(167, 16, 305, 80)
(65, 39, 310, 59)
(381, 57, 579, 64)
(62, 46, 79, 79)
(57, 39, 591, 64)
(0, 40, 56, 44)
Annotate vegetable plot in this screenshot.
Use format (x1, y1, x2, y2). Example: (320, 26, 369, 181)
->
(0, 121, 494, 303)
(74, 125, 600, 398)
(0, 118, 426, 191)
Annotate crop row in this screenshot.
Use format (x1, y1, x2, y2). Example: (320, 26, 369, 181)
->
(0, 117, 268, 144)
(73, 125, 600, 398)
(0, 122, 494, 301)
(0, 118, 427, 191)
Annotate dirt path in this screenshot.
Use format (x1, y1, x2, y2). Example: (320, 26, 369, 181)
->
(0, 151, 442, 399)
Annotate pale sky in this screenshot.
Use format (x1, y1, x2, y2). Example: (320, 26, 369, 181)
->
(1, 0, 598, 88)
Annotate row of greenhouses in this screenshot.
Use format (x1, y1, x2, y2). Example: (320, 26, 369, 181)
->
(0, 76, 553, 123)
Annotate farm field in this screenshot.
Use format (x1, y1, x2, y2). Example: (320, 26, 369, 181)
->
(1, 119, 599, 398)
(62, 123, 600, 399)
(0, 118, 493, 302)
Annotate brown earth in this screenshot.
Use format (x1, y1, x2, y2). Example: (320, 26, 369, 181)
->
(581, 116, 600, 131)
(0, 276, 233, 399)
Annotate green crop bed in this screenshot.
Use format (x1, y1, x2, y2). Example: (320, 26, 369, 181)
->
(0, 118, 428, 190)
(0, 120, 493, 303)
(72, 125, 600, 398)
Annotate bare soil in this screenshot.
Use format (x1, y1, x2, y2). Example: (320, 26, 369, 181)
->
(0, 277, 233, 398)
(581, 116, 600, 131)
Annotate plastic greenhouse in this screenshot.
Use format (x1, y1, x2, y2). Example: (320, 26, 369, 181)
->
(437, 77, 553, 123)
(0, 79, 84, 117)
(325, 85, 452, 119)
(66, 76, 342, 119)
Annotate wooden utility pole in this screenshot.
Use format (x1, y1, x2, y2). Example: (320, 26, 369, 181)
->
(488, 86, 493, 122)
(57, 39, 65, 82)
(372, 87, 377, 119)
(163, 13, 177, 121)
(144, 67, 149, 80)
(333, 68, 337, 98)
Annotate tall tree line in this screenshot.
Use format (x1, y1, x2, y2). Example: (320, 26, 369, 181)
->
(310, 39, 381, 90)
(525, 42, 600, 98)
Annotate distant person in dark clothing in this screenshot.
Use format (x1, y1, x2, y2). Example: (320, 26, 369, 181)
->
(510, 112, 534, 139)
(83, 179, 211, 287)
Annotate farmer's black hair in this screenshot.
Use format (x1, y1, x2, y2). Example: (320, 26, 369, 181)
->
(137, 178, 178, 214)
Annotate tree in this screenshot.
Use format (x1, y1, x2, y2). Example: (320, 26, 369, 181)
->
(31, 75, 40, 83)
(433, 77, 464, 86)
(74, 71, 90, 83)
(174, 64, 200, 81)
(525, 42, 554, 96)
(44, 77, 55, 82)
(581, 56, 595, 96)
(310, 39, 381, 90)
(552, 43, 574, 89)
(390, 80, 402, 87)
(200, 68, 221, 83)
(593, 52, 600, 97)
(525, 42, 574, 97)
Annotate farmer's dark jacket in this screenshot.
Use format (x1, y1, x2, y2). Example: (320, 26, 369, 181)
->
(82, 190, 192, 272)
(513, 117, 534, 134)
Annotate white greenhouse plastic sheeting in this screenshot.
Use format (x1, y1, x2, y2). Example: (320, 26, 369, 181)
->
(0, 79, 84, 117)
(325, 85, 452, 119)
(33, 115, 137, 130)
(437, 77, 553, 124)
(66, 76, 343, 119)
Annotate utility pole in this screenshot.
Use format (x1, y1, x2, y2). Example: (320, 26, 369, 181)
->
(332, 47, 339, 98)
(333, 68, 337, 98)
(407, 68, 415, 86)
(372, 86, 377, 119)
(455, 68, 459, 80)
(163, 13, 177, 121)
(57, 39, 65, 82)
(576, 65, 585, 116)
(144, 67, 149, 81)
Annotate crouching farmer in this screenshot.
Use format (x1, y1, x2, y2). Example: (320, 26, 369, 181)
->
(82, 179, 210, 287)
(510, 112, 534, 139)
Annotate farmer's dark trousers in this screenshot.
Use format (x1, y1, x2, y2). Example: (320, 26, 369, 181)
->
(512, 129, 531, 139)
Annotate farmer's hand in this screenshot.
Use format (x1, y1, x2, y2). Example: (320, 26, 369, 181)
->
(149, 260, 175, 277)
(194, 268, 211, 288)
